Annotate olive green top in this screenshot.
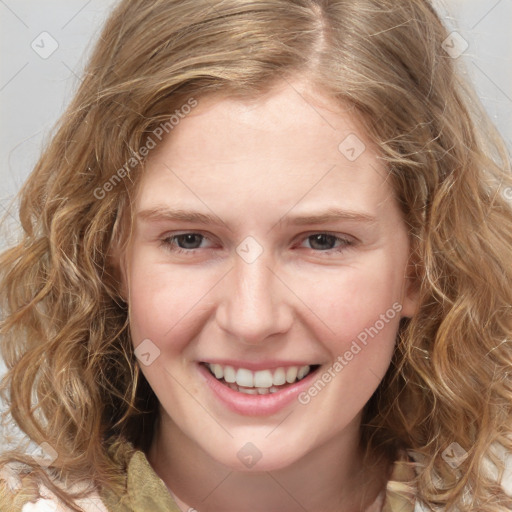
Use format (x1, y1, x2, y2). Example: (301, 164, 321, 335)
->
(99, 441, 418, 512)
(1, 440, 418, 511)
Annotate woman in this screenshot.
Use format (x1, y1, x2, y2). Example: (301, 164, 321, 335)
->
(1, 0, 512, 510)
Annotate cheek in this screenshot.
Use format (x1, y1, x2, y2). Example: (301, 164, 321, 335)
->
(295, 258, 405, 344)
(300, 272, 402, 409)
(126, 253, 216, 350)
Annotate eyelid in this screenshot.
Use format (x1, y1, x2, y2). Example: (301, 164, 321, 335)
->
(295, 231, 357, 245)
(161, 230, 214, 241)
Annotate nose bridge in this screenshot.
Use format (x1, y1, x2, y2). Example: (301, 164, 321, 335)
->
(216, 252, 291, 343)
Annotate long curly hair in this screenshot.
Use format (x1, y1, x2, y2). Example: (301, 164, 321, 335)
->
(1, 0, 512, 510)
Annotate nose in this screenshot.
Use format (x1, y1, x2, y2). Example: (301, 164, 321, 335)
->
(215, 252, 294, 345)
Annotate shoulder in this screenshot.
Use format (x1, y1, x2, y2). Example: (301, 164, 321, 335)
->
(0, 462, 109, 512)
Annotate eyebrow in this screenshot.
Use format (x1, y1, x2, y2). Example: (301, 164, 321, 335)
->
(138, 207, 222, 225)
(137, 206, 377, 227)
(281, 207, 377, 226)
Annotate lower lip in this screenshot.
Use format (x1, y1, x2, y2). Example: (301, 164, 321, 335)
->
(198, 363, 320, 416)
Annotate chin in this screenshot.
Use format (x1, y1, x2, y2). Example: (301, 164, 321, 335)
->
(204, 442, 304, 473)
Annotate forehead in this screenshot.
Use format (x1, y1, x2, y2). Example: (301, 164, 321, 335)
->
(136, 80, 393, 220)
(149, 81, 370, 164)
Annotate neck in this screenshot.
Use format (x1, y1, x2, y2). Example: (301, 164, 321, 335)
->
(147, 413, 390, 512)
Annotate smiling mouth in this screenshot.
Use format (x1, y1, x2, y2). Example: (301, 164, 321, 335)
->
(200, 362, 321, 395)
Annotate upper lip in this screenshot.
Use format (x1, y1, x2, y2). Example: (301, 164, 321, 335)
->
(200, 360, 321, 371)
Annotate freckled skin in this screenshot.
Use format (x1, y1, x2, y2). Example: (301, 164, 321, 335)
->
(120, 79, 418, 512)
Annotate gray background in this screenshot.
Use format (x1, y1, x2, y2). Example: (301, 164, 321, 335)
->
(1, 0, 511, 449)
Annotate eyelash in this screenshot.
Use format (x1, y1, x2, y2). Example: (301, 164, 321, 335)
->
(159, 232, 355, 255)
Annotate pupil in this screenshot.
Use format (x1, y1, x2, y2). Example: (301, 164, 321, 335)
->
(310, 234, 335, 250)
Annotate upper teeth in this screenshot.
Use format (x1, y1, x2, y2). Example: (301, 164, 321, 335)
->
(207, 363, 312, 388)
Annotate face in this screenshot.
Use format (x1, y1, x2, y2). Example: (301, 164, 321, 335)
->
(119, 80, 418, 472)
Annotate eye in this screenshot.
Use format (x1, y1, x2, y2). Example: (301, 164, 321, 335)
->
(301, 233, 353, 252)
(160, 232, 212, 252)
